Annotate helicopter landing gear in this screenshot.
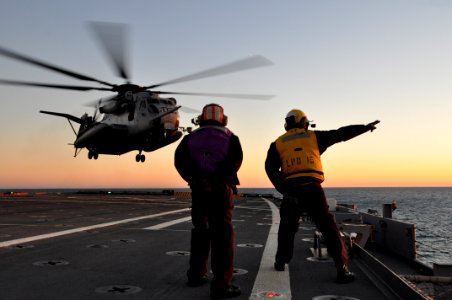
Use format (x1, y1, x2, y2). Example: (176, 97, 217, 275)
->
(88, 150, 99, 160)
(136, 153, 145, 163)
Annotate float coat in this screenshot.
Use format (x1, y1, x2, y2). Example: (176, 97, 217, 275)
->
(275, 128, 324, 182)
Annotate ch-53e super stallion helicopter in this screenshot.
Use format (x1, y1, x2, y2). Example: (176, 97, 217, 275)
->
(0, 22, 273, 163)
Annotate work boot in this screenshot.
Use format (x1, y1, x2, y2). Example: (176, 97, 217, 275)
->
(187, 275, 209, 287)
(274, 261, 285, 271)
(210, 284, 241, 299)
(187, 271, 209, 287)
(336, 267, 355, 284)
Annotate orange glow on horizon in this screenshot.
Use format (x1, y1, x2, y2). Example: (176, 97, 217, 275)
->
(1, 133, 451, 189)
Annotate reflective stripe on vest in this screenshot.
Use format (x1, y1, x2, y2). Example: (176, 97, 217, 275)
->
(275, 129, 324, 182)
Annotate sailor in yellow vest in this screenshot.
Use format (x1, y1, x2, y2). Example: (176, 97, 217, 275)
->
(265, 109, 379, 283)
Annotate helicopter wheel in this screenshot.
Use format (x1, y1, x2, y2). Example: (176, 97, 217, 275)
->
(88, 151, 99, 160)
(136, 154, 145, 163)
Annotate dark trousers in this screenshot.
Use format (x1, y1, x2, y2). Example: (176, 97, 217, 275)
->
(188, 184, 235, 289)
(275, 182, 348, 270)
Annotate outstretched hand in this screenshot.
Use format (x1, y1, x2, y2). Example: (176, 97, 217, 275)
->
(367, 120, 380, 132)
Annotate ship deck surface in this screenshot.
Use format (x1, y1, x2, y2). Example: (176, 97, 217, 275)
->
(0, 193, 420, 299)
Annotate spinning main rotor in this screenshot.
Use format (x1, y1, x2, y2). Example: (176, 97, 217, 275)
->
(0, 22, 274, 101)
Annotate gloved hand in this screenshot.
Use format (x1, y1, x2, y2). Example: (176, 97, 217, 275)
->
(367, 120, 380, 132)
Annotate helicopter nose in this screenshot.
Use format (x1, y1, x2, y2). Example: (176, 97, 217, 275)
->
(75, 123, 108, 147)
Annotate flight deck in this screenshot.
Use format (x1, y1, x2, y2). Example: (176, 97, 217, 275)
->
(0, 192, 427, 299)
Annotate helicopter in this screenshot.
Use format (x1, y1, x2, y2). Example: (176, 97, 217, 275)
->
(0, 22, 273, 163)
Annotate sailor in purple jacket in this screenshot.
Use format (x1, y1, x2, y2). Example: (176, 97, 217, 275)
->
(175, 103, 243, 299)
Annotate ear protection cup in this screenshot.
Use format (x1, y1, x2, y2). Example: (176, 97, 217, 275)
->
(222, 115, 228, 126)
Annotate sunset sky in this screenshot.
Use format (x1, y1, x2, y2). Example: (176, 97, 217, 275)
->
(1, 1, 451, 189)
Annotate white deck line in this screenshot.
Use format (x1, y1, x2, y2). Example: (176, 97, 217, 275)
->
(0, 208, 190, 248)
(249, 198, 291, 300)
(144, 216, 192, 230)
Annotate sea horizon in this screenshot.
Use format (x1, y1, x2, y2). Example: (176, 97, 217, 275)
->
(2, 185, 452, 188)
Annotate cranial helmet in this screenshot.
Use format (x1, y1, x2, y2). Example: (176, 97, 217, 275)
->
(198, 103, 228, 126)
(284, 109, 309, 131)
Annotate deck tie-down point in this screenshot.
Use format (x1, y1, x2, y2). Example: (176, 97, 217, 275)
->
(13, 244, 34, 249)
(210, 268, 248, 275)
(95, 285, 142, 295)
(112, 239, 136, 243)
(256, 291, 284, 299)
(237, 243, 263, 248)
(33, 260, 69, 267)
(166, 250, 190, 256)
(87, 244, 109, 248)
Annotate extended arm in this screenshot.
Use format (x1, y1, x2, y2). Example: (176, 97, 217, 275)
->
(316, 120, 380, 154)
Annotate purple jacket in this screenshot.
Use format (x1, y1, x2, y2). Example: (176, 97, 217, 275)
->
(175, 125, 243, 187)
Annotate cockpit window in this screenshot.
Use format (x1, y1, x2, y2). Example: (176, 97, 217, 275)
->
(148, 104, 159, 113)
(139, 100, 147, 110)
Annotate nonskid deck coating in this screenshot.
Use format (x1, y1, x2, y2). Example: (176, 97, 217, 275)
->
(0, 193, 393, 299)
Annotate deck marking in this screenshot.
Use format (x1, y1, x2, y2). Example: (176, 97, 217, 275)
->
(235, 205, 271, 211)
(250, 198, 291, 300)
(0, 208, 189, 248)
(144, 216, 191, 230)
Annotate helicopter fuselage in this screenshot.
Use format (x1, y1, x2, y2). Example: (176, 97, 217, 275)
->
(46, 91, 183, 162)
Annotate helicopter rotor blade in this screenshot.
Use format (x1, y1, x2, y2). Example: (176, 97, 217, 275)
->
(0, 46, 116, 88)
(179, 106, 201, 114)
(145, 55, 274, 90)
(88, 21, 129, 81)
(0, 79, 113, 91)
(92, 99, 102, 121)
(155, 91, 274, 100)
(84, 95, 117, 108)
(40, 110, 84, 124)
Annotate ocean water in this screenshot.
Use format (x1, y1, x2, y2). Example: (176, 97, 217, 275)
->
(239, 187, 452, 268)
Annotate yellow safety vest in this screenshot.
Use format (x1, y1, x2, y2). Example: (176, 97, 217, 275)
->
(275, 129, 324, 182)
